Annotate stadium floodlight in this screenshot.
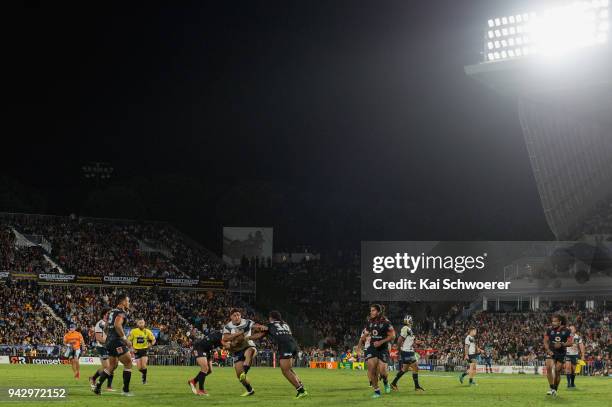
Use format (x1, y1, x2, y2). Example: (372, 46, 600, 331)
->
(483, 0, 610, 62)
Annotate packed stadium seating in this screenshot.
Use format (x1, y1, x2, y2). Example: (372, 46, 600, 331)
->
(0, 281, 65, 349)
(1, 226, 52, 274)
(0, 213, 232, 280)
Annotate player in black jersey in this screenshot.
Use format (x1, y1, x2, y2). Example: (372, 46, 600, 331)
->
(357, 304, 395, 399)
(188, 330, 227, 396)
(543, 314, 573, 397)
(250, 311, 308, 399)
(92, 293, 134, 397)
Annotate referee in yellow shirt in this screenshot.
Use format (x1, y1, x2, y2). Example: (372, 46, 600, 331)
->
(128, 319, 156, 384)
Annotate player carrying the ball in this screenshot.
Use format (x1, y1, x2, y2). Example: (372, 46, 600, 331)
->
(222, 308, 257, 397)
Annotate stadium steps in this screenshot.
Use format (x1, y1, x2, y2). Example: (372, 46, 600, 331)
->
(38, 299, 67, 328)
(42, 254, 65, 274)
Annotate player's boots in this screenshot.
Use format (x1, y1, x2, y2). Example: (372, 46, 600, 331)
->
(390, 383, 399, 391)
(384, 383, 391, 393)
(240, 390, 255, 397)
(197, 390, 209, 396)
(188, 379, 198, 395)
(296, 390, 308, 399)
(459, 373, 465, 384)
(415, 386, 425, 392)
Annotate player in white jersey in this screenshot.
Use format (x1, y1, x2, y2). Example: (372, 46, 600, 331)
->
(564, 325, 585, 389)
(89, 310, 114, 391)
(222, 308, 257, 397)
(460, 327, 482, 386)
(390, 315, 424, 392)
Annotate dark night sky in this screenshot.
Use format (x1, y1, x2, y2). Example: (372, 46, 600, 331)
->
(5, 0, 553, 253)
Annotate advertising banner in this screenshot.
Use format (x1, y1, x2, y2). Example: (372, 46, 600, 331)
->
(34, 274, 226, 290)
(78, 357, 101, 365)
(309, 361, 338, 369)
(9, 356, 70, 365)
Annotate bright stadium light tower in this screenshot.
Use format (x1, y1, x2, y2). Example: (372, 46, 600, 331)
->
(465, 0, 612, 242)
(483, 0, 609, 62)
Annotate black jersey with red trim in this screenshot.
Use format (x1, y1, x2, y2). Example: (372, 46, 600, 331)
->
(365, 317, 394, 350)
(545, 326, 572, 355)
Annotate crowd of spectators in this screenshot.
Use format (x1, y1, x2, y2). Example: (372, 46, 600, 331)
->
(0, 213, 238, 281)
(1, 225, 51, 274)
(0, 281, 271, 356)
(0, 281, 65, 349)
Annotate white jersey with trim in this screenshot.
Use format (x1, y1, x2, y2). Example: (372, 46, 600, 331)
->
(94, 319, 106, 347)
(566, 334, 582, 356)
(465, 335, 476, 354)
(400, 326, 415, 352)
(223, 318, 256, 348)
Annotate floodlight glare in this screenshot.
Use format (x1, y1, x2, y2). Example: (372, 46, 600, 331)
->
(484, 0, 610, 61)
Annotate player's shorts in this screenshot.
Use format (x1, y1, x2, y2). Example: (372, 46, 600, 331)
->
(278, 342, 298, 360)
(233, 346, 256, 363)
(365, 346, 390, 363)
(106, 339, 130, 357)
(193, 344, 211, 359)
(95, 346, 109, 360)
(564, 354, 579, 365)
(64, 348, 81, 359)
(400, 351, 417, 364)
(134, 349, 148, 359)
(467, 354, 479, 363)
(546, 353, 565, 364)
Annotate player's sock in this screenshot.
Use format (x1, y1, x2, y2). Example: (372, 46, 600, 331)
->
(195, 371, 207, 390)
(469, 378, 473, 384)
(460, 372, 468, 379)
(382, 375, 388, 386)
(92, 370, 100, 381)
(549, 384, 555, 390)
(296, 385, 305, 393)
(123, 369, 132, 393)
(243, 365, 250, 374)
(412, 373, 420, 388)
(566, 374, 571, 386)
(242, 380, 253, 392)
(373, 387, 381, 395)
(97, 369, 110, 388)
(140, 368, 147, 381)
(108, 374, 114, 388)
(392, 370, 405, 385)
(570, 373, 575, 386)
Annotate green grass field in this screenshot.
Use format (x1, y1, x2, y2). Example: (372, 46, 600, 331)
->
(0, 365, 610, 406)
